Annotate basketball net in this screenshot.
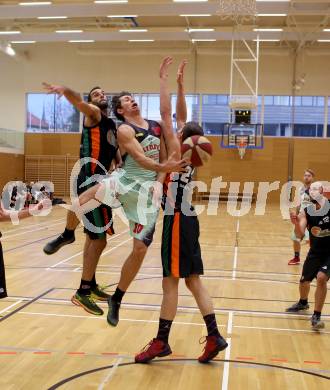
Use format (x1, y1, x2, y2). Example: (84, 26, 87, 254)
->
(237, 140, 247, 160)
(217, 0, 257, 25)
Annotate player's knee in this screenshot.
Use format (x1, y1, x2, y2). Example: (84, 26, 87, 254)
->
(316, 272, 328, 285)
(132, 241, 147, 259)
(185, 276, 199, 291)
(162, 278, 178, 293)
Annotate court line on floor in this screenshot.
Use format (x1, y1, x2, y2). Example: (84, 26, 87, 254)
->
(12, 294, 323, 321)
(47, 227, 131, 269)
(45, 268, 312, 286)
(0, 300, 23, 315)
(3, 233, 65, 253)
(16, 311, 330, 334)
(68, 264, 303, 278)
(98, 357, 123, 390)
(1, 220, 66, 240)
(47, 359, 330, 389)
(0, 288, 54, 323)
(48, 220, 162, 269)
(1, 217, 65, 235)
(221, 338, 231, 390)
(18, 311, 211, 327)
(0, 345, 327, 371)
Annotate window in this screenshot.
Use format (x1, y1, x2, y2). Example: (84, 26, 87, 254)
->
(263, 96, 291, 137)
(26, 93, 80, 133)
(294, 96, 325, 137)
(201, 94, 229, 135)
(171, 94, 199, 129)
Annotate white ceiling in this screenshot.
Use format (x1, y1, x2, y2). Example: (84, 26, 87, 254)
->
(0, 1, 329, 45)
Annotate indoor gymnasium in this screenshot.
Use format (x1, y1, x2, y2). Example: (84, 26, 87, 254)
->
(1, 1, 330, 389)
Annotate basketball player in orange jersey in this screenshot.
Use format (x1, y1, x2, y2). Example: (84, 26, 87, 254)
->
(135, 59, 228, 364)
(41, 84, 119, 315)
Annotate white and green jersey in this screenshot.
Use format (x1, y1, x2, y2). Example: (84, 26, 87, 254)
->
(112, 120, 161, 224)
(121, 120, 161, 182)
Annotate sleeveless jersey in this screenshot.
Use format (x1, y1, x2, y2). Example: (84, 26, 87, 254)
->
(114, 119, 161, 224)
(162, 165, 195, 215)
(121, 119, 161, 182)
(80, 113, 117, 177)
(305, 200, 330, 253)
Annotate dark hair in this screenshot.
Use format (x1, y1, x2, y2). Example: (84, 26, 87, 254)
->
(111, 91, 132, 122)
(305, 168, 315, 177)
(181, 121, 204, 141)
(87, 86, 102, 102)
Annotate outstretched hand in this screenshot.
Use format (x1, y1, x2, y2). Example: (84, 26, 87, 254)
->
(162, 151, 190, 173)
(176, 59, 187, 87)
(42, 82, 65, 98)
(159, 56, 173, 80)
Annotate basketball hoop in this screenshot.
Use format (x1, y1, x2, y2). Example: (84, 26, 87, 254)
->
(218, 0, 257, 24)
(237, 139, 248, 159)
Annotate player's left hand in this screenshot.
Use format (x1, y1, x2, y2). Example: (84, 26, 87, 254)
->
(159, 56, 173, 80)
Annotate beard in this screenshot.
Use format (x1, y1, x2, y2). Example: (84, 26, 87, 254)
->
(94, 100, 108, 110)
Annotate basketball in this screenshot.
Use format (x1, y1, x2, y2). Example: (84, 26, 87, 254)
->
(181, 135, 213, 167)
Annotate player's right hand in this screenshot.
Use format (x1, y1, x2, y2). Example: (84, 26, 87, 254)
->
(176, 59, 187, 87)
(42, 82, 65, 98)
(162, 152, 189, 173)
(289, 211, 298, 225)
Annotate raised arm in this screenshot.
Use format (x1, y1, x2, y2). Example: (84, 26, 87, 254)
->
(176, 59, 188, 130)
(117, 125, 187, 173)
(159, 57, 181, 158)
(42, 82, 100, 120)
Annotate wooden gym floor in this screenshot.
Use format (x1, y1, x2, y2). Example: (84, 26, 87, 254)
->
(0, 202, 329, 389)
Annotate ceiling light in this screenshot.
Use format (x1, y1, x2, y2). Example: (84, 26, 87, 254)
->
(119, 29, 148, 32)
(129, 39, 155, 42)
(19, 2, 52, 5)
(317, 39, 330, 42)
(107, 15, 138, 18)
(254, 28, 283, 32)
(192, 39, 216, 42)
(5, 44, 16, 56)
(94, 0, 128, 3)
(174, 0, 208, 2)
(0, 31, 21, 35)
(323, 29, 330, 32)
(186, 28, 215, 32)
(257, 14, 287, 17)
(38, 16, 68, 19)
(180, 14, 211, 17)
(56, 30, 83, 33)
(254, 39, 280, 42)
(11, 40, 36, 43)
(69, 40, 95, 43)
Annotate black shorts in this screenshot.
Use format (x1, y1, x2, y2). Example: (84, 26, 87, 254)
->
(77, 173, 114, 240)
(300, 249, 330, 282)
(161, 212, 204, 278)
(0, 240, 7, 299)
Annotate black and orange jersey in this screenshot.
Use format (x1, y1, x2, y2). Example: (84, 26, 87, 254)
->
(305, 200, 330, 253)
(80, 113, 117, 176)
(162, 165, 195, 214)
